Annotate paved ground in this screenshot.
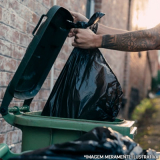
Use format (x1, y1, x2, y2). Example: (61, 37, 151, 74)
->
(133, 98, 160, 151)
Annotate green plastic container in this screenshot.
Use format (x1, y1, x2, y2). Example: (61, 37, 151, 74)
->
(12, 111, 137, 151)
(0, 5, 137, 160)
(1, 111, 137, 160)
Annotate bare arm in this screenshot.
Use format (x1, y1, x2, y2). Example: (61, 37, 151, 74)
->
(68, 11, 128, 37)
(97, 23, 128, 35)
(101, 24, 160, 51)
(70, 11, 160, 51)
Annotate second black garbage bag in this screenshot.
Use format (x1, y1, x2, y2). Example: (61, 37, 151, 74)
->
(41, 12, 123, 121)
(10, 127, 158, 160)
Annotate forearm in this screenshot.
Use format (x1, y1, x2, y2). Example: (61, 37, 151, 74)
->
(99, 24, 160, 51)
(97, 23, 128, 35)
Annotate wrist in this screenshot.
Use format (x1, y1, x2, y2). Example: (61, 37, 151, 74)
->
(94, 35, 102, 48)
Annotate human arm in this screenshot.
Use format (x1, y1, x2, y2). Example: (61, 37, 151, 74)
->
(69, 11, 160, 51)
(72, 24, 160, 51)
(101, 23, 160, 51)
(96, 23, 128, 35)
(68, 11, 88, 37)
(68, 11, 127, 37)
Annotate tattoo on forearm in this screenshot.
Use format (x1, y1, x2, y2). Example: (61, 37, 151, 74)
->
(101, 24, 160, 51)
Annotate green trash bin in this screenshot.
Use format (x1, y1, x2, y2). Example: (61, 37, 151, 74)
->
(0, 5, 137, 159)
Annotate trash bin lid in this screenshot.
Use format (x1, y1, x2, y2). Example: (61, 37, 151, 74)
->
(10, 6, 73, 100)
(0, 5, 73, 115)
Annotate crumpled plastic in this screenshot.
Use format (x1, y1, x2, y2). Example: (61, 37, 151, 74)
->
(10, 127, 158, 160)
(66, 12, 105, 29)
(42, 48, 123, 121)
(41, 12, 123, 121)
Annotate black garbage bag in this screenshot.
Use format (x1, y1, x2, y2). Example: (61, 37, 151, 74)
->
(41, 12, 123, 121)
(10, 127, 158, 160)
(42, 48, 123, 121)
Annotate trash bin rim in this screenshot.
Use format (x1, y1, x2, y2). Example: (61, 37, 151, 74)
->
(21, 111, 125, 124)
(13, 113, 135, 136)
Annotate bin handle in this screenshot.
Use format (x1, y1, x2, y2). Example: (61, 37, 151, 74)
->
(32, 14, 47, 36)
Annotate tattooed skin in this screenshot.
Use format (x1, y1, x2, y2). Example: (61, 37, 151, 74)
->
(101, 24, 160, 51)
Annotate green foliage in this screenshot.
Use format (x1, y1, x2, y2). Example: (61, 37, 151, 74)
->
(131, 99, 152, 120)
(133, 98, 160, 150)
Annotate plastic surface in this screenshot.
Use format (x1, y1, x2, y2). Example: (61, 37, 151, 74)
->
(6, 111, 136, 152)
(8, 111, 136, 152)
(12, 6, 73, 100)
(0, 6, 73, 116)
(0, 143, 25, 160)
(42, 11, 123, 121)
(9, 127, 158, 160)
(66, 12, 105, 29)
(42, 47, 123, 121)
(42, 12, 123, 121)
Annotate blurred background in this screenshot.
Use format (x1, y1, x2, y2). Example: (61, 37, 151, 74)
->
(0, 0, 160, 153)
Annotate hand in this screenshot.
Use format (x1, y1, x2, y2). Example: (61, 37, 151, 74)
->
(68, 11, 89, 37)
(70, 11, 88, 23)
(72, 28, 102, 49)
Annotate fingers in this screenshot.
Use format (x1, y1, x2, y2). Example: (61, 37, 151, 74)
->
(70, 28, 89, 48)
(69, 11, 77, 22)
(67, 29, 81, 38)
(68, 33, 73, 37)
(72, 42, 80, 47)
(74, 37, 80, 43)
(72, 42, 77, 47)
(69, 11, 78, 17)
(68, 31, 74, 37)
(68, 29, 76, 37)
(73, 34, 82, 46)
(74, 38, 77, 43)
(75, 34, 79, 39)
(68, 29, 80, 38)
(73, 28, 79, 34)
(70, 29, 84, 42)
(74, 29, 82, 41)
(73, 34, 81, 46)
(72, 42, 87, 49)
